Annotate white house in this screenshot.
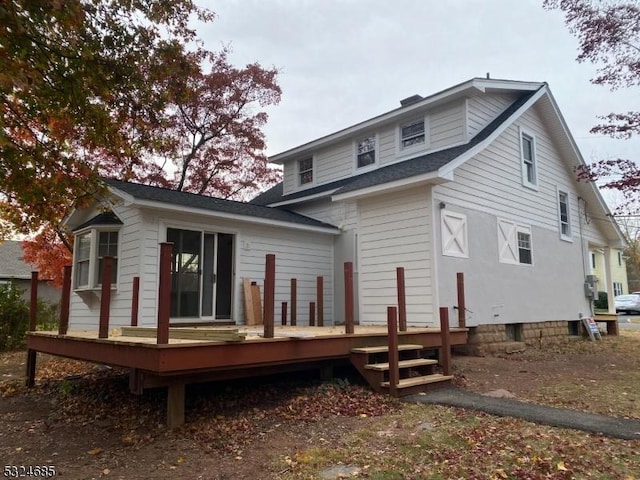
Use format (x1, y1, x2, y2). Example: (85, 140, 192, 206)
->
(64, 77, 624, 349)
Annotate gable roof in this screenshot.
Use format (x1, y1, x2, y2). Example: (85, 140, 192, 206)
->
(102, 179, 340, 233)
(72, 211, 123, 232)
(252, 89, 537, 206)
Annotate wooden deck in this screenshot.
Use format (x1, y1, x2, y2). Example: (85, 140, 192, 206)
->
(27, 325, 468, 376)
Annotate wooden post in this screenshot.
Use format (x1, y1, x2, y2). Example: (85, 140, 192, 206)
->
(456, 272, 466, 328)
(290, 278, 297, 326)
(396, 267, 407, 332)
(166, 383, 185, 428)
(281, 302, 288, 326)
(131, 276, 140, 327)
(58, 265, 71, 335)
(157, 243, 173, 345)
(25, 272, 38, 388)
(263, 254, 275, 339)
(316, 276, 324, 327)
(98, 257, 113, 339)
(439, 307, 451, 376)
(344, 262, 354, 334)
(387, 306, 399, 394)
(309, 302, 316, 326)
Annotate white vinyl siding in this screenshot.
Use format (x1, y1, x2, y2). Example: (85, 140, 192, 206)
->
(430, 101, 465, 150)
(441, 210, 468, 258)
(69, 205, 335, 330)
(358, 187, 433, 326)
(467, 92, 519, 138)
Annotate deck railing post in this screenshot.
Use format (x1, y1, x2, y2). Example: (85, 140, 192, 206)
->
(157, 243, 173, 344)
(98, 257, 113, 339)
(263, 254, 275, 339)
(131, 276, 140, 327)
(387, 306, 399, 394)
(290, 278, 297, 326)
(344, 262, 354, 334)
(456, 272, 466, 328)
(316, 276, 324, 327)
(396, 267, 407, 332)
(309, 302, 316, 326)
(281, 301, 288, 326)
(25, 271, 39, 387)
(58, 265, 72, 335)
(439, 307, 451, 376)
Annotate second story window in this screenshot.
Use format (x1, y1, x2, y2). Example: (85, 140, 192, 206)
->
(558, 190, 571, 240)
(520, 131, 538, 188)
(298, 157, 313, 185)
(356, 135, 376, 168)
(401, 119, 425, 149)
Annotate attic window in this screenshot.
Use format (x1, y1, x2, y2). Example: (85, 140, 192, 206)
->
(298, 157, 313, 185)
(400, 119, 425, 149)
(356, 135, 376, 168)
(520, 129, 538, 189)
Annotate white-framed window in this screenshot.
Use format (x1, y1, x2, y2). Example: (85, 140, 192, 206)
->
(298, 157, 313, 186)
(398, 116, 429, 154)
(591, 252, 597, 270)
(618, 250, 623, 266)
(557, 188, 572, 240)
(356, 135, 377, 169)
(613, 282, 623, 296)
(73, 228, 120, 289)
(520, 128, 538, 189)
(441, 210, 469, 258)
(498, 219, 533, 266)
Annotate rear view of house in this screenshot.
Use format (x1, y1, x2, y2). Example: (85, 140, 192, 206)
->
(63, 77, 624, 351)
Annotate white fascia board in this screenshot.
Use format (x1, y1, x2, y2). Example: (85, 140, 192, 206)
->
(331, 171, 447, 202)
(132, 198, 341, 235)
(268, 188, 339, 207)
(270, 78, 545, 165)
(438, 87, 548, 178)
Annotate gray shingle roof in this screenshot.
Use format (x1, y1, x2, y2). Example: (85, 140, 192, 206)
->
(0, 240, 34, 278)
(73, 211, 123, 232)
(251, 90, 538, 205)
(104, 179, 339, 230)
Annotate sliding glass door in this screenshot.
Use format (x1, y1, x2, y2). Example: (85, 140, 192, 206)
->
(166, 228, 234, 320)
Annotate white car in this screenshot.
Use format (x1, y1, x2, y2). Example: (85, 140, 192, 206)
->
(614, 294, 640, 314)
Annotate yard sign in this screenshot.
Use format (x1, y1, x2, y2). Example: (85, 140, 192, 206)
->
(582, 317, 602, 341)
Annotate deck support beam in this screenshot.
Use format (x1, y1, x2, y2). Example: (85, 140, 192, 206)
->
(263, 254, 275, 338)
(131, 276, 140, 327)
(396, 267, 407, 332)
(166, 383, 185, 428)
(387, 306, 399, 395)
(290, 278, 297, 326)
(456, 272, 466, 328)
(58, 266, 72, 335)
(98, 257, 113, 339)
(344, 262, 354, 334)
(25, 271, 38, 388)
(316, 276, 324, 327)
(157, 243, 173, 344)
(439, 307, 451, 376)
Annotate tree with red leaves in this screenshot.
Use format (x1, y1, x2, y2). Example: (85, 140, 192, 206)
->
(544, 0, 640, 212)
(1, 1, 281, 285)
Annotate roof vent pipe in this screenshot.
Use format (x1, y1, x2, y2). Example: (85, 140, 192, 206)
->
(400, 94, 423, 107)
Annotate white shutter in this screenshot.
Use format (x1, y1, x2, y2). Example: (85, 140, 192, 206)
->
(441, 210, 468, 258)
(497, 219, 518, 264)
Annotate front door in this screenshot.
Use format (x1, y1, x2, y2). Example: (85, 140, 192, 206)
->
(167, 228, 234, 321)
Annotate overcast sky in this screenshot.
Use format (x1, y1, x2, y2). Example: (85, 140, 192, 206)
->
(197, 0, 639, 172)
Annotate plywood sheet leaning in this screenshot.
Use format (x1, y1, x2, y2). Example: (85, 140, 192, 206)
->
(251, 281, 263, 325)
(120, 326, 246, 342)
(243, 278, 256, 326)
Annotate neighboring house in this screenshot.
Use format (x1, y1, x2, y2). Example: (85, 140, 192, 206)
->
(63, 77, 625, 349)
(590, 248, 629, 297)
(0, 240, 61, 305)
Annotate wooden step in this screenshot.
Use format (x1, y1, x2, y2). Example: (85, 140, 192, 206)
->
(365, 358, 437, 371)
(351, 344, 423, 354)
(381, 374, 453, 389)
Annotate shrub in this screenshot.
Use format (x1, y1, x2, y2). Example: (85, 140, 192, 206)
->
(0, 283, 29, 351)
(0, 282, 59, 351)
(594, 291, 608, 310)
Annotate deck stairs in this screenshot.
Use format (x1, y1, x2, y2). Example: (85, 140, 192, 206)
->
(350, 344, 453, 397)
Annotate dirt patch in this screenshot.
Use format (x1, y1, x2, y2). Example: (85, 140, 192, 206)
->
(1, 333, 639, 479)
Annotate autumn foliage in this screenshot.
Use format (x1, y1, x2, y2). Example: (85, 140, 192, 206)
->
(1, 1, 282, 284)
